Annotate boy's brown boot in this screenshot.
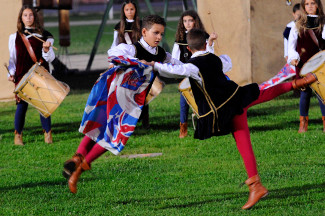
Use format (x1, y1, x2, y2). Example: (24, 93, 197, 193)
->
(63, 153, 84, 179)
(298, 116, 308, 133)
(44, 130, 53, 144)
(14, 130, 24, 146)
(68, 158, 91, 194)
(179, 122, 188, 138)
(242, 175, 268, 210)
(292, 73, 317, 90)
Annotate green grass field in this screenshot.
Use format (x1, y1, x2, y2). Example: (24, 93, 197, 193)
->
(0, 84, 324, 215)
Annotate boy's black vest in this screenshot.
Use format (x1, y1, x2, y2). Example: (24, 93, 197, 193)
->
(133, 41, 167, 62)
(188, 53, 259, 139)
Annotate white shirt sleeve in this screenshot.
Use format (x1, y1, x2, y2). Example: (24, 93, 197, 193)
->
(111, 30, 119, 48)
(171, 43, 181, 60)
(206, 41, 214, 54)
(287, 25, 300, 65)
(154, 62, 202, 85)
(8, 33, 17, 77)
(42, 38, 55, 63)
(164, 52, 184, 65)
(219, 54, 232, 73)
(107, 43, 136, 58)
(322, 27, 325, 39)
(284, 37, 288, 58)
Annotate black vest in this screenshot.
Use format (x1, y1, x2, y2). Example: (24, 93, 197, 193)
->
(133, 41, 167, 62)
(175, 32, 209, 63)
(296, 16, 325, 75)
(176, 39, 192, 63)
(15, 29, 52, 84)
(188, 53, 259, 139)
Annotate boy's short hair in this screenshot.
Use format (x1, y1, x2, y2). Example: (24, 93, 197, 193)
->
(187, 28, 206, 51)
(142, 15, 166, 30)
(293, 3, 300, 13)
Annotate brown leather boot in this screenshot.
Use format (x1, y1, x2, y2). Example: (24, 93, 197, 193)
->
(44, 130, 53, 144)
(63, 153, 84, 179)
(179, 122, 188, 138)
(68, 158, 91, 194)
(298, 116, 308, 133)
(14, 130, 24, 146)
(322, 116, 325, 132)
(242, 175, 268, 210)
(292, 73, 317, 90)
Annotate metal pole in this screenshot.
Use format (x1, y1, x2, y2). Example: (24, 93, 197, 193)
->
(144, 0, 155, 14)
(182, 0, 188, 11)
(191, 0, 197, 11)
(163, 0, 169, 19)
(86, 0, 114, 72)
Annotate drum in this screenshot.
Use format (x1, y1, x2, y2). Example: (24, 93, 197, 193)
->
(145, 76, 165, 105)
(178, 78, 199, 116)
(300, 50, 325, 104)
(14, 63, 70, 118)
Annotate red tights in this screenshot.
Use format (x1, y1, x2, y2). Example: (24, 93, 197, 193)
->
(232, 82, 293, 178)
(76, 136, 107, 164)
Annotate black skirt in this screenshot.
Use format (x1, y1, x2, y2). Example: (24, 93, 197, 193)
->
(194, 83, 260, 140)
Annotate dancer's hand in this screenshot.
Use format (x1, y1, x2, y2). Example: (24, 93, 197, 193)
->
(43, 41, 51, 53)
(8, 75, 15, 83)
(208, 32, 218, 46)
(291, 59, 298, 66)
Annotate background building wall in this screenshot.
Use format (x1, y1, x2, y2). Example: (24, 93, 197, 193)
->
(0, 0, 21, 101)
(198, 0, 307, 85)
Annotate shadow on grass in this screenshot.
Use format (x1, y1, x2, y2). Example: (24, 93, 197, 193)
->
(0, 121, 81, 135)
(0, 177, 96, 192)
(249, 119, 324, 132)
(110, 181, 325, 210)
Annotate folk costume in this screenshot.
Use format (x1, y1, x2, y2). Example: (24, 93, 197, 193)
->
(8, 27, 55, 145)
(154, 50, 317, 209)
(64, 37, 182, 194)
(111, 19, 141, 48)
(288, 15, 325, 132)
(172, 32, 232, 138)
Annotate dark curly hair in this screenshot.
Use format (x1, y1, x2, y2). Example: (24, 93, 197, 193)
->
(175, 10, 206, 42)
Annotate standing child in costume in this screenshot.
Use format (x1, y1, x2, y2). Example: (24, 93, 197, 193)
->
(63, 15, 182, 194)
(7, 5, 55, 145)
(143, 28, 317, 209)
(110, 0, 141, 48)
(172, 10, 219, 138)
(283, 3, 301, 63)
(288, 0, 325, 133)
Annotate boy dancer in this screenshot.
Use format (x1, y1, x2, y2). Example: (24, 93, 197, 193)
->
(63, 15, 182, 194)
(142, 28, 317, 209)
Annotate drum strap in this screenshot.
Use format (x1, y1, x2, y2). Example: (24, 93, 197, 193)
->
(19, 32, 43, 64)
(308, 29, 320, 50)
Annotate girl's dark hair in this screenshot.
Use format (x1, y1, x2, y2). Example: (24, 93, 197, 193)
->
(119, 0, 141, 43)
(296, 0, 325, 34)
(175, 10, 206, 42)
(17, 5, 43, 34)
